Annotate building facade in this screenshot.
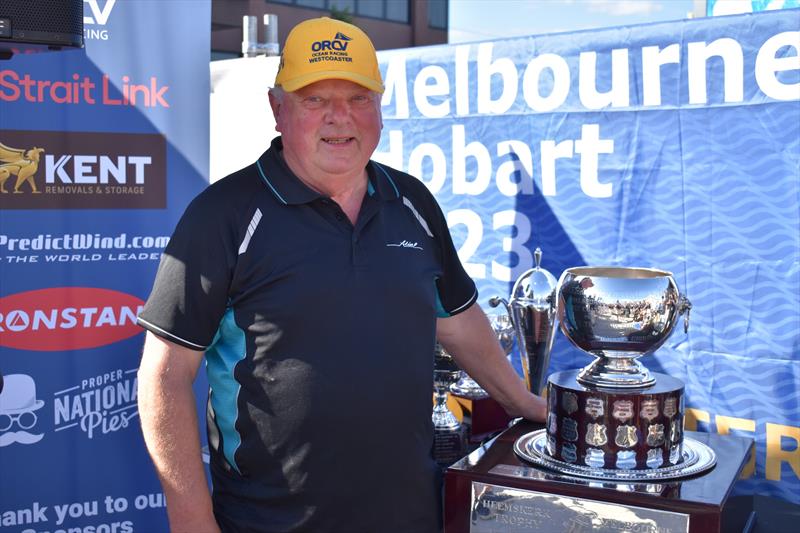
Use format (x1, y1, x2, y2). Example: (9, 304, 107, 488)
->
(212, 0, 448, 59)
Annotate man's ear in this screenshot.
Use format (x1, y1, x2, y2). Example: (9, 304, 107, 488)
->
(268, 91, 282, 131)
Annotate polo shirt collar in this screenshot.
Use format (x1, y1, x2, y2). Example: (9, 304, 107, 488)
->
(368, 161, 401, 202)
(256, 137, 400, 205)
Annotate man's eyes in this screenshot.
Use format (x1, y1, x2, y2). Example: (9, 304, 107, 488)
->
(301, 94, 373, 105)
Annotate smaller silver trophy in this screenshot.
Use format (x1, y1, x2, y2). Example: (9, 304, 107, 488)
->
(490, 247, 558, 395)
(433, 343, 465, 466)
(450, 313, 515, 399)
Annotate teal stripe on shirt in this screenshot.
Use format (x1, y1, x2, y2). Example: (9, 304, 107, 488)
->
(205, 308, 246, 473)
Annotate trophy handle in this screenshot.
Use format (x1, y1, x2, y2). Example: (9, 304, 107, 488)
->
(489, 296, 522, 358)
(489, 296, 512, 318)
(679, 295, 692, 333)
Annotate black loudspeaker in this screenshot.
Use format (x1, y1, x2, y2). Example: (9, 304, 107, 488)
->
(0, 0, 84, 59)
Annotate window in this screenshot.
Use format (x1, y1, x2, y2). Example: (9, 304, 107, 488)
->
(428, 0, 447, 30)
(265, 1, 408, 24)
(385, 0, 408, 22)
(329, 0, 355, 12)
(356, 0, 383, 18)
(296, 0, 326, 8)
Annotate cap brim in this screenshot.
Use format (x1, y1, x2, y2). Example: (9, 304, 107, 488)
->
(279, 70, 384, 94)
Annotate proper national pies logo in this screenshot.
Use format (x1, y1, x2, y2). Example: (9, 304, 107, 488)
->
(0, 287, 144, 351)
(0, 130, 165, 209)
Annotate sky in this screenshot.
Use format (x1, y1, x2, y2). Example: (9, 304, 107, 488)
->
(448, 0, 700, 43)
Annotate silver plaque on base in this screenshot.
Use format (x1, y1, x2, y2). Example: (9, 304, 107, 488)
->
(469, 481, 690, 533)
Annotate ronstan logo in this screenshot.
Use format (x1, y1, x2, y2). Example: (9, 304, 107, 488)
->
(0, 287, 144, 351)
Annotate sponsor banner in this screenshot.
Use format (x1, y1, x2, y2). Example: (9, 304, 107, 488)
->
(0, 2, 211, 532)
(0, 130, 166, 209)
(371, 10, 800, 503)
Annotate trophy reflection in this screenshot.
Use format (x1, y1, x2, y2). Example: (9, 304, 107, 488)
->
(433, 343, 466, 466)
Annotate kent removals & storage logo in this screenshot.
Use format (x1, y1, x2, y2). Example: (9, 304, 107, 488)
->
(0, 130, 165, 209)
(309, 32, 353, 64)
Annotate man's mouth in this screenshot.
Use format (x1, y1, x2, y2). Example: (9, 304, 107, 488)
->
(322, 137, 354, 145)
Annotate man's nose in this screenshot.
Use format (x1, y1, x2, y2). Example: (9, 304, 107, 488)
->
(325, 98, 351, 121)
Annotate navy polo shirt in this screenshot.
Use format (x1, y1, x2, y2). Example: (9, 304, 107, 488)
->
(138, 137, 477, 533)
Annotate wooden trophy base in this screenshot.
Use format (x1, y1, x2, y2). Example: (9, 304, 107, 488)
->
(450, 394, 513, 443)
(444, 419, 754, 533)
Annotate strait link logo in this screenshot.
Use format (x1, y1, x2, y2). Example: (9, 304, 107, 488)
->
(0, 130, 166, 209)
(0, 232, 170, 264)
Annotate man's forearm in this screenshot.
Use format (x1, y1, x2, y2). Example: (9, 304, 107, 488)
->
(437, 304, 546, 422)
(138, 334, 220, 533)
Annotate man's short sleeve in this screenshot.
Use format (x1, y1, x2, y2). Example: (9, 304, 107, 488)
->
(137, 190, 238, 350)
(398, 176, 476, 317)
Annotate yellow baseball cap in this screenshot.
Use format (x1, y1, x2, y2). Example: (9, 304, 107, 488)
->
(275, 17, 384, 94)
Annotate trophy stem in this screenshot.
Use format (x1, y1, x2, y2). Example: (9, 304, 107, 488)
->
(432, 389, 461, 430)
(450, 372, 489, 399)
(576, 356, 655, 389)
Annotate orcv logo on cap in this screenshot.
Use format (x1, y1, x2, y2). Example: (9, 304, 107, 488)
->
(311, 31, 352, 52)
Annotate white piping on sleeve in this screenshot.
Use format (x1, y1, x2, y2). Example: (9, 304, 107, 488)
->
(238, 208, 263, 255)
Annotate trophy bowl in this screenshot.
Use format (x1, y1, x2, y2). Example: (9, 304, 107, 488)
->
(557, 267, 691, 388)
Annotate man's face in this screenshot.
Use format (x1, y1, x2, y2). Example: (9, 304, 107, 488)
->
(270, 79, 382, 182)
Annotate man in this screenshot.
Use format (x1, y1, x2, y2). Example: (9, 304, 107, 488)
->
(137, 17, 545, 533)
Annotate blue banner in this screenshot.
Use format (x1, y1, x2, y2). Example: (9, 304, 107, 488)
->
(0, 1, 210, 531)
(375, 9, 800, 503)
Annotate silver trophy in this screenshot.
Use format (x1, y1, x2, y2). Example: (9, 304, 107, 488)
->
(557, 266, 692, 388)
(512, 266, 715, 481)
(450, 313, 515, 399)
(433, 343, 465, 465)
(490, 248, 558, 395)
